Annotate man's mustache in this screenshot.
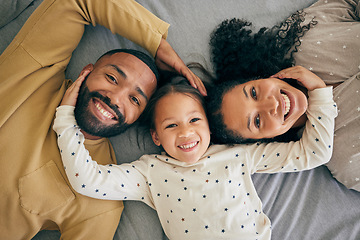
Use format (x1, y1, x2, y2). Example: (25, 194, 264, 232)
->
(89, 91, 123, 121)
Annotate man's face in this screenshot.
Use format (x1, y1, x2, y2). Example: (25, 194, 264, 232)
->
(75, 52, 157, 138)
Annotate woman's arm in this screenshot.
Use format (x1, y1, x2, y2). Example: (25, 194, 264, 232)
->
(246, 68, 337, 173)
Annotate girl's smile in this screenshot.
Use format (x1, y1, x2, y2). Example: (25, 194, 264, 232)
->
(151, 93, 211, 164)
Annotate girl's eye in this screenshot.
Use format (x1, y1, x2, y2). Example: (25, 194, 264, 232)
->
(107, 74, 117, 84)
(165, 124, 177, 129)
(254, 114, 260, 129)
(131, 96, 140, 106)
(251, 87, 257, 100)
(190, 118, 200, 123)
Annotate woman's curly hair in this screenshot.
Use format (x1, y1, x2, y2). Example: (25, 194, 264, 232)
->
(209, 11, 316, 83)
(207, 11, 317, 144)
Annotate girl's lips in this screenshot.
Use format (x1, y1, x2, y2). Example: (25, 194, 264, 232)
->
(178, 141, 199, 152)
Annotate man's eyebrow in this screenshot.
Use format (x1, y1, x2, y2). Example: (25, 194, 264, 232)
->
(136, 86, 148, 102)
(107, 64, 149, 102)
(108, 64, 127, 78)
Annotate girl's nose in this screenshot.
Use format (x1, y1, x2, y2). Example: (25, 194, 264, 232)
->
(178, 125, 194, 138)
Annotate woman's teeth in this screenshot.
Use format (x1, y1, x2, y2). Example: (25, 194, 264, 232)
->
(281, 93, 291, 116)
(95, 102, 115, 119)
(179, 142, 198, 149)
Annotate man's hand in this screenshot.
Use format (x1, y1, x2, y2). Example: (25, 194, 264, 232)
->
(155, 38, 207, 96)
(61, 70, 89, 106)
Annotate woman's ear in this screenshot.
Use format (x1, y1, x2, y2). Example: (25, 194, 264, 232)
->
(150, 129, 161, 146)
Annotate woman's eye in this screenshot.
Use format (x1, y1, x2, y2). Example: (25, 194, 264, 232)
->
(131, 96, 140, 106)
(165, 124, 177, 129)
(254, 115, 260, 128)
(190, 118, 200, 123)
(251, 87, 257, 100)
(106, 74, 117, 84)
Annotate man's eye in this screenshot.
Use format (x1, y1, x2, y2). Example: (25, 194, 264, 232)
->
(131, 96, 140, 106)
(106, 74, 117, 84)
(190, 118, 200, 123)
(254, 115, 260, 128)
(165, 124, 177, 129)
(251, 87, 257, 100)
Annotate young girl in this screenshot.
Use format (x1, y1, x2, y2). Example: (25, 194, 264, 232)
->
(54, 71, 336, 239)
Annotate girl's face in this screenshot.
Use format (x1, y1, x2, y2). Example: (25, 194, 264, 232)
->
(221, 77, 308, 139)
(151, 93, 211, 164)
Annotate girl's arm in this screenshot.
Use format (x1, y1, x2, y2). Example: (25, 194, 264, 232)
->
(53, 80, 151, 203)
(246, 67, 337, 173)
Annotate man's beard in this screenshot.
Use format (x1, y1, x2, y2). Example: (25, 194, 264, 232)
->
(74, 76, 130, 138)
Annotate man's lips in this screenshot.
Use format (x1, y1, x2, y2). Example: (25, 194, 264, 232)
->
(92, 99, 118, 121)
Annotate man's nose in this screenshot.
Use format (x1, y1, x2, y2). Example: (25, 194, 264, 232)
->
(106, 89, 127, 111)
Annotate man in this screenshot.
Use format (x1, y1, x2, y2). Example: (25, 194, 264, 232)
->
(0, 0, 204, 239)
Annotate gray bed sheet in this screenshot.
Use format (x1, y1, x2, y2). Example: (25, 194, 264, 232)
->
(1, 0, 359, 239)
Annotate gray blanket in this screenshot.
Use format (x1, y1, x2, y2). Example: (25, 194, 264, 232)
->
(1, 0, 359, 239)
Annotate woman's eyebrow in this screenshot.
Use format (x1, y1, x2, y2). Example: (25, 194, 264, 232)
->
(243, 86, 252, 131)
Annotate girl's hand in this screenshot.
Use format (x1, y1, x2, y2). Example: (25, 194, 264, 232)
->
(61, 70, 89, 106)
(155, 38, 207, 96)
(271, 66, 326, 91)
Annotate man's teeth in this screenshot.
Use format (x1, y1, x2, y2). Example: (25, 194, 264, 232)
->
(281, 93, 291, 115)
(179, 142, 198, 149)
(95, 102, 114, 119)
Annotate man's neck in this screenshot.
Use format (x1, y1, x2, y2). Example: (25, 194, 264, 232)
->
(81, 130, 102, 140)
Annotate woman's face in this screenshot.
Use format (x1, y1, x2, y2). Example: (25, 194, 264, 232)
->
(221, 78, 308, 139)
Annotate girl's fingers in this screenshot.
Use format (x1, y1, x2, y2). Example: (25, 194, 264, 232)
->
(61, 70, 90, 106)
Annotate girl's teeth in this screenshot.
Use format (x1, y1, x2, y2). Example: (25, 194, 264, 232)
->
(179, 142, 197, 149)
(281, 93, 291, 115)
(95, 102, 114, 119)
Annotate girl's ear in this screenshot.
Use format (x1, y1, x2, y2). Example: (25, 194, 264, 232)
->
(150, 129, 161, 146)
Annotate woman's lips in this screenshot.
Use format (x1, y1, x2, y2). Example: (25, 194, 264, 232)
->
(281, 90, 294, 121)
(281, 93, 291, 116)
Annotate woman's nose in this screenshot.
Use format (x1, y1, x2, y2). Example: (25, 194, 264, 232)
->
(260, 96, 278, 116)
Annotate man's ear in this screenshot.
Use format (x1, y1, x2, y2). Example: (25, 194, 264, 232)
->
(150, 129, 161, 146)
(80, 64, 94, 77)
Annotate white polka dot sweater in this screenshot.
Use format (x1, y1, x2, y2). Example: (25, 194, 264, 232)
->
(53, 87, 337, 240)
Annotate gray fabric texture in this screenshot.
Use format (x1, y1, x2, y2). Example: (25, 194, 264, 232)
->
(1, 0, 359, 239)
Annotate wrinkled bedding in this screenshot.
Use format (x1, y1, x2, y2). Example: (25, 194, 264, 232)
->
(1, 0, 359, 239)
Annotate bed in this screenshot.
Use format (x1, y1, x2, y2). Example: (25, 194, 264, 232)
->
(1, 0, 359, 239)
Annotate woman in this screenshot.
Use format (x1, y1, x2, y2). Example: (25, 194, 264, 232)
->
(207, 0, 360, 191)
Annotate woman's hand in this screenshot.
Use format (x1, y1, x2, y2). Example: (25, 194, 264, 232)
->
(272, 66, 326, 91)
(155, 38, 207, 96)
(61, 70, 89, 106)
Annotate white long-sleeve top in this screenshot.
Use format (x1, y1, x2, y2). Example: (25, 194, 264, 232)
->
(53, 87, 337, 240)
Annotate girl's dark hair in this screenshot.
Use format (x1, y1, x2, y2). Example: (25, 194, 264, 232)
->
(140, 71, 206, 131)
(207, 11, 317, 144)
